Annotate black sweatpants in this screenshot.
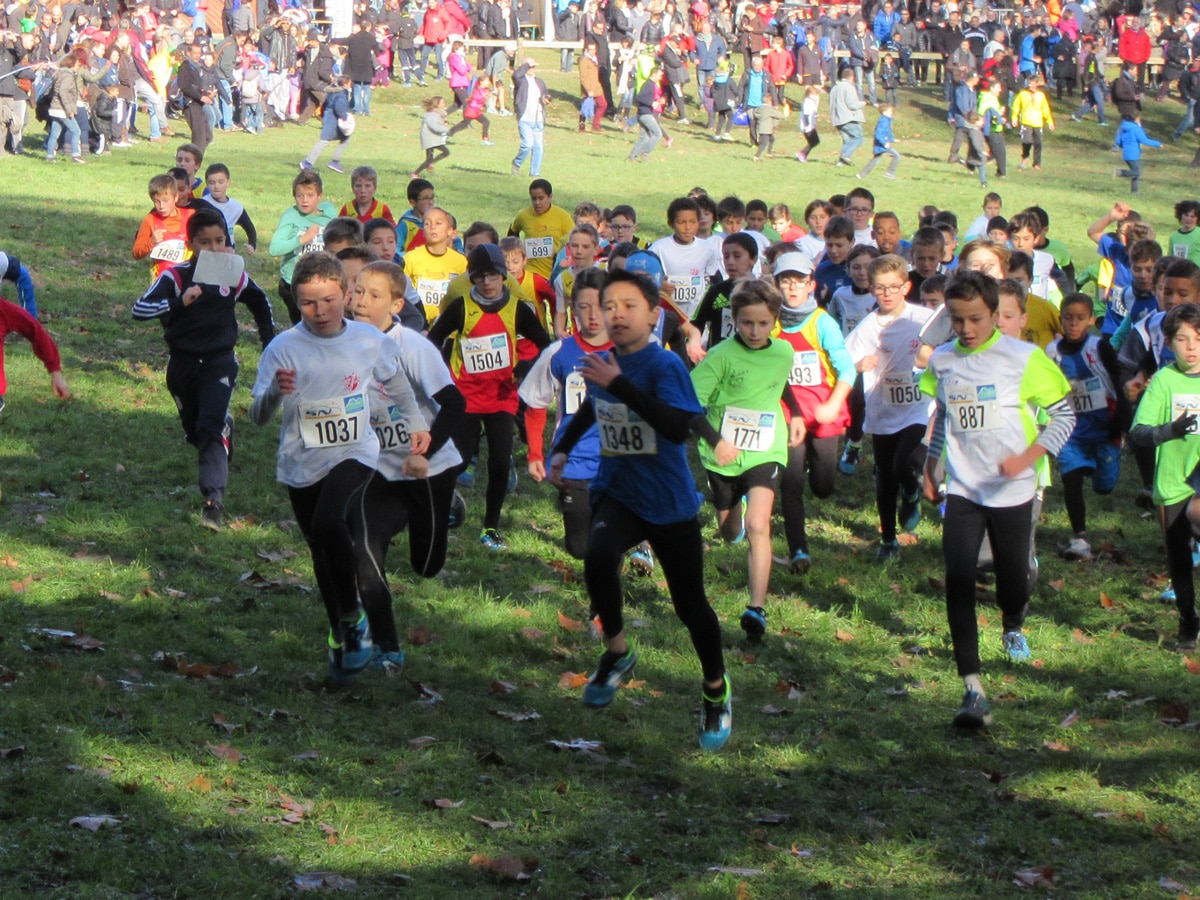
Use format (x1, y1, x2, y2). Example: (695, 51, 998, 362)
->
(1163, 498, 1200, 639)
(278, 277, 300, 325)
(352, 467, 457, 650)
(166, 349, 237, 503)
(451, 410, 515, 530)
(287, 459, 375, 632)
(944, 495, 1033, 676)
(780, 433, 839, 555)
(559, 477, 592, 560)
(584, 495, 724, 684)
(872, 424, 925, 543)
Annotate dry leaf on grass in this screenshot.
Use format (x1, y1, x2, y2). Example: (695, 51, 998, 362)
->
(520, 627, 547, 641)
(558, 672, 589, 690)
(708, 866, 765, 876)
(469, 853, 535, 882)
(835, 629, 855, 642)
(293, 750, 320, 760)
(407, 679, 443, 704)
(752, 812, 791, 825)
(206, 742, 245, 762)
(407, 736, 437, 749)
(1049, 579, 1065, 592)
(1158, 876, 1189, 892)
(423, 798, 463, 809)
(186, 775, 212, 793)
(292, 872, 357, 891)
(557, 610, 584, 632)
(1012, 864, 1055, 887)
(0, 746, 26, 759)
(69, 815, 121, 831)
(487, 709, 541, 722)
(1185, 657, 1200, 676)
(490, 680, 517, 693)
(471, 815, 513, 829)
(1059, 710, 1080, 728)
(1100, 592, 1118, 609)
(1043, 741, 1071, 753)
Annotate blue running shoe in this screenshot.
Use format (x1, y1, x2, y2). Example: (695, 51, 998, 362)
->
(328, 610, 373, 682)
(876, 539, 900, 563)
(1002, 630, 1031, 663)
(698, 675, 732, 751)
(838, 442, 860, 475)
(899, 490, 921, 533)
(627, 544, 654, 576)
(368, 646, 406, 671)
(1161, 586, 1178, 602)
(1192, 542, 1200, 569)
(789, 548, 811, 575)
(952, 690, 993, 729)
(457, 456, 477, 487)
(448, 490, 466, 530)
(507, 457, 518, 493)
(479, 528, 508, 551)
(582, 647, 638, 707)
(740, 606, 767, 641)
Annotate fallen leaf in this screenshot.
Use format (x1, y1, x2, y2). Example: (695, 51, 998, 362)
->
(0, 554, 17, 568)
(407, 736, 437, 749)
(206, 742, 245, 762)
(1158, 876, 1188, 891)
(487, 709, 541, 722)
(752, 812, 790, 825)
(62, 635, 104, 652)
(407, 625, 436, 646)
(292, 872, 357, 891)
(69, 815, 121, 831)
(471, 815, 513, 829)
(211, 714, 239, 734)
(1013, 864, 1055, 887)
(187, 775, 212, 793)
(293, 750, 320, 760)
(99, 591, 123, 601)
(835, 629, 855, 643)
(1071, 629, 1095, 644)
(468, 853, 534, 882)
(1186, 658, 1200, 676)
(529, 584, 555, 595)
(0, 746, 26, 759)
(557, 610, 584, 632)
(1049, 579, 1065, 592)
(1043, 740, 1071, 753)
(424, 798, 463, 809)
(558, 672, 589, 690)
(255, 548, 297, 563)
(10, 576, 33, 593)
(1100, 592, 1115, 609)
(490, 680, 517, 694)
(708, 866, 765, 876)
(520, 627, 547, 641)
(760, 705, 791, 716)
(407, 679, 443, 704)
(1059, 710, 1080, 728)
(788, 846, 814, 858)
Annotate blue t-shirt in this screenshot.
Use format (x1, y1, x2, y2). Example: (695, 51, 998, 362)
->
(1098, 233, 1132, 291)
(815, 257, 852, 307)
(587, 342, 703, 524)
(551, 336, 606, 482)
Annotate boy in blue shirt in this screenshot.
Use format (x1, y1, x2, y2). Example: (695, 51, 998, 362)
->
(856, 104, 900, 180)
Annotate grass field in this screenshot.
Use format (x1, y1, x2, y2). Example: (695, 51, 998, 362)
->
(2, 54, 1200, 898)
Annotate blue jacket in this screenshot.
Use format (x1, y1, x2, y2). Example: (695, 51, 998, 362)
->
(320, 88, 350, 141)
(694, 33, 726, 71)
(873, 115, 894, 154)
(951, 82, 976, 126)
(873, 10, 900, 45)
(1115, 119, 1161, 161)
(1019, 34, 1038, 74)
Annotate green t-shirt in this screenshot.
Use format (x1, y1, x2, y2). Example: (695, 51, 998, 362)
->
(690, 335, 792, 476)
(1168, 227, 1200, 265)
(1132, 363, 1200, 506)
(1041, 237, 1072, 272)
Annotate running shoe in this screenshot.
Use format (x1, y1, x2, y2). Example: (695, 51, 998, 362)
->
(479, 528, 508, 551)
(457, 457, 477, 487)
(1062, 537, 1092, 561)
(1135, 488, 1154, 510)
(200, 500, 223, 531)
(448, 490, 467, 530)
(328, 610, 374, 682)
(838, 442, 860, 475)
(789, 548, 811, 575)
(1002, 630, 1031, 663)
(876, 539, 900, 563)
(899, 490, 921, 533)
(698, 675, 732, 751)
(368, 646, 406, 671)
(327, 161, 344, 174)
(1161, 585, 1177, 603)
(299, 160, 313, 171)
(627, 544, 654, 576)
(952, 690, 993, 729)
(740, 606, 767, 641)
(582, 647, 638, 707)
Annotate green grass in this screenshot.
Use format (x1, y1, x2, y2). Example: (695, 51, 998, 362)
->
(2, 54, 1200, 897)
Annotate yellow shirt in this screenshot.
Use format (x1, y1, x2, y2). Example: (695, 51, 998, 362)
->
(403, 245, 467, 323)
(1023, 292, 1061, 349)
(508, 204, 574, 280)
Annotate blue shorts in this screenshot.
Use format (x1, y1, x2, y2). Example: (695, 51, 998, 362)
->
(1058, 436, 1120, 492)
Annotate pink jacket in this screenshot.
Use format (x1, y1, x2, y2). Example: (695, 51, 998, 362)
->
(448, 50, 472, 88)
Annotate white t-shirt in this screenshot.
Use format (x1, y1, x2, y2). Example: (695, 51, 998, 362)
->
(520, 76, 544, 124)
(854, 227, 877, 249)
(209, 195, 246, 249)
(844, 301, 934, 435)
(648, 235, 720, 319)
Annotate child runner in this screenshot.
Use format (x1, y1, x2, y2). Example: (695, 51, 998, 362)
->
(338, 165, 396, 224)
(691, 232, 758, 354)
(133, 173, 195, 281)
(856, 103, 900, 179)
(773, 251, 854, 573)
(1169, 199, 1200, 263)
(799, 199, 831, 261)
(814, 214, 855, 308)
(132, 207, 276, 529)
(508, 179, 575, 283)
(690, 278, 805, 639)
(648, 197, 720, 321)
(1114, 114, 1161, 196)
(1012, 75, 1054, 171)
(1130, 303, 1200, 651)
(1045, 293, 1123, 561)
(0, 252, 38, 318)
(845, 254, 934, 561)
(268, 169, 337, 324)
(0, 299, 70, 416)
(300, 74, 354, 174)
(395, 178, 437, 256)
(401, 207, 467, 323)
(426, 244, 550, 550)
(795, 84, 821, 163)
(249, 252, 429, 682)
(204, 164, 258, 253)
(921, 271, 1074, 728)
(348, 259, 466, 668)
(413, 96, 451, 177)
(552, 224, 601, 339)
(547, 267, 732, 750)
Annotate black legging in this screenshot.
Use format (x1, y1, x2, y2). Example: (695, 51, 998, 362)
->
(287, 459, 375, 631)
(414, 145, 450, 175)
(943, 495, 1033, 676)
(351, 468, 457, 652)
(448, 85, 470, 113)
(584, 495, 724, 684)
(559, 478, 592, 560)
(447, 113, 490, 140)
(847, 375, 865, 441)
(872, 424, 925, 543)
(451, 410, 515, 530)
(1163, 498, 1200, 638)
(780, 433, 839, 555)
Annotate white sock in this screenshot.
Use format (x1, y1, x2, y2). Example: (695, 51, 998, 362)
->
(964, 673, 984, 696)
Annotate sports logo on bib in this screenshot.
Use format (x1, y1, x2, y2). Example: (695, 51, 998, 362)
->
(1172, 393, 1200, 426)
(300, 392, 368, 448)
(883, 371, 922, 406)
(417, 278, 450, 312)
(564, 371, 587, 415)
(372, 404, 411, 451)
(1069, 377, 1106, 414)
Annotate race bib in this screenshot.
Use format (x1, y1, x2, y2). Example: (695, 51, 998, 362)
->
(461, 333, 511, 374)
(883, 371, 923, 406)
(789, 350, 822, 387)
(595, 398, 656, 455)
(417, 277, 450, 312)
(299, 235, 324, 256)
(372, 405, 411, 453)
(149, 239, 186, 263)
(1171, 393, 1200, 426)
(842, 315, 863, 335)
(564, 371, 586, 416)
(1069, 377, 1107, 414)
(1175, 243, 1190, 259)
(669, 274, 704, 308)
(1031, 274, 1049, 299)
(948, 384, 1002, 434)
(525, 236, 554, 260)
(300, 393, 368, 449)
(720, 406, 777, 453)
(720, 306, 734, 340)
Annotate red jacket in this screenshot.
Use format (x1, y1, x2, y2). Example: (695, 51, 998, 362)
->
(0, 302, 61, 397)
(1118, 27, 1151, 65)
(765, 48, 795, 84)
(420, 8, 451, 45)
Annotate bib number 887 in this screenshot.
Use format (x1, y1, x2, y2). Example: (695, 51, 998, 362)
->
(956, 403, 987, 430)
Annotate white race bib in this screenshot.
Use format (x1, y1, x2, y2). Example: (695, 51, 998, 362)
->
(417, 277, 450, 312)
(883, 371, 923, 406)
(372, 405, 411, 453)
(948, 384, 1002, 434)
(789, 350, 822, 387)
(1175, 243, 1190, 259)
(461, 333, 511, 374)
(1069, 377, 1107, 414)
(669, 274, 704, 307)
(300, 236, 324, 256)
(300, 393, 368, 449)
(1031, 274, 1049, 299)
(564, 371, 586, 416)
(595, 398, 657, 455)
(720, 306, 734, 340)
(1171, 393, 1200, 426)
(720, 406, 777, 453)
(149, 239, 186, 263)
(524, 236, 554, 260)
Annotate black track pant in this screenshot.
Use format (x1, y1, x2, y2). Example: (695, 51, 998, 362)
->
(944, 495, 1033, 676)
(451, 410, 515, 530)
(287, 459, 375, 631)
(872, 424, 925, 543)
(351, 468, 457, 650)
(584, 496, 724, 684)
(559, 478, 592, 559)
(780, 433, 839, 555)
(1163, 498, 1200, 639)
(166, 349, 236, 503)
